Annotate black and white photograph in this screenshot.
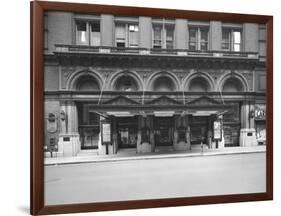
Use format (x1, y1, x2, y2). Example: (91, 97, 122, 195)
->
(43, 9, 267, 206)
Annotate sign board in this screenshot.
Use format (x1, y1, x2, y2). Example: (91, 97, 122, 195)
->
(46, 113, 57, 133)
(102, 123, 111, 144)
(213, 120, 222, 140)
(255, 104, 266, 120)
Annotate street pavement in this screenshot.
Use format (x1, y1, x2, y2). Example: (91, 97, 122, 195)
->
(44, 152, 266, 205)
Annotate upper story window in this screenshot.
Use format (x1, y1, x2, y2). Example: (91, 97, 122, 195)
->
(222, 29, 242, 52)
(152, 24, 174, 49)
(76, 21, 101, 46)
(188, 27, 209, 51)
(115, 23, 139, 48)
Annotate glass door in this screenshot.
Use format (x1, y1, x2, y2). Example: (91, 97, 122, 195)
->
(117, 117, 138, 148)
(190, 116, 208, 145)
(154, 117, 174, 146)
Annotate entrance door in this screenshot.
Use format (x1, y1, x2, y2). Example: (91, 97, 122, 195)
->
(154, 117, 174, 146)
(190, 116, 208, 145)
(117, 117, 138, 148)
(77, 103, 100, 150)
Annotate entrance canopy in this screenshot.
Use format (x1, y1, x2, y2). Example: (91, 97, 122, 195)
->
(103, 110, 227, 118)
(189, 110, 219, 116)
(86, 95, 232, 118)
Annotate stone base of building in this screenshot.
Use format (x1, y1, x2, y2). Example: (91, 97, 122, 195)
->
(240, 128, 258, 147)
(137, 142, 152, 153)
(174, 141, 190, 151)
(58, 133, 80, 157)
(44, 151, 63, 158)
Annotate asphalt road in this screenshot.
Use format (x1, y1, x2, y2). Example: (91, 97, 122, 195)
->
(44, 152, 266, 205)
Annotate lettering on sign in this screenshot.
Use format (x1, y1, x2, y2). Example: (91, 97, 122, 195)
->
(255, 104, 266, 120)
(102, 123, 111, 143)
(213, 120, 222, 140)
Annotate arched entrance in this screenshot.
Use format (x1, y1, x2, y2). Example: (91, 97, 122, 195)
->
(75, 75, 100, 91)
(152, 76, 177, 91)
(188, 77, 211, 92)
(113, 75, 139, 91)
(75, 75, 101, 150)
(222, 77, 245, 92)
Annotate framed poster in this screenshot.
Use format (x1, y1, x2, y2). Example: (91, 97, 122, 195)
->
(101, 123, 111, 144)
(31, 1, 273, 215)
(213, 120, 222, 140)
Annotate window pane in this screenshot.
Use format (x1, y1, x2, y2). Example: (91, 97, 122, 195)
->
(90, 23, 100, 46)
(77, 22, 88, 45)
(200, 28, 208, 51)
(90, 32, 100, 46)
(90, 23, 100, 32)
(116, 41, 125, 47)
(200, 42, 208, 51)
(200, 29, 208, 42)
(233, 31, 241, 43)
(115, 24, 126, 39)
(129, 24, 139, 47)
(233, 44, 241, 52)
(153, 25, 162, 48)
(189, 28, 197, 41)
(153, 40, 162, 48)
(129, 24, 139, 32)
(153, 26, 162, 40)
(115, 24, 126, 47)
(222, 29, 230, 50)
(166, 26, 174, 41)
(189, 28, 197, 50)
(166, 41, 174, 49)
(77, 22, 86, 31)
(232, 31, 241, 52)
(189, 42, 196, 51)
(166, 26, 174, 49)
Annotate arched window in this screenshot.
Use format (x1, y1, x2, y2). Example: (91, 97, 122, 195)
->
(152, 76, 176, 91)
(114, 76, 139, 91)
(222, 77, 244, 92)
(75, 75, 100, 91)
(188, 77, 211, 92)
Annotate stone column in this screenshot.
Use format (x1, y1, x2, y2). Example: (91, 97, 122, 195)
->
(210, 21, 222, 51)
(149, 115, 155, 152)
(240, 102, 258, 146)
(185, 115, 191, 150)
(217, 115, 225, 149)
(139, 17, 152, 49)
(173, 115, 179, 149)
(175, 19, 188, 49)
(60, 102, 67, 134)
(110, 117, 116, 154)
(207, 116, 213, 149)
(173, 115, 189, 151)
(58, 101, 80, 157)
(243, 23, 259, 52)
(101, 14, 114, 46)
(137, 116, 152, 153)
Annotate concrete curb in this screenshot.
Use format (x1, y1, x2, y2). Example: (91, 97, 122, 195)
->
(45, 146, 266, 166)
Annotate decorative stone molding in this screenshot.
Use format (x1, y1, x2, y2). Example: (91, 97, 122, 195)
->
(65, 68, 104, 90)
(216, 71, 250, 92)
(146, 71, 181, 91)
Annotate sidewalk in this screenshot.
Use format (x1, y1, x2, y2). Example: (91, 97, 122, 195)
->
(44, 145, 266, 166)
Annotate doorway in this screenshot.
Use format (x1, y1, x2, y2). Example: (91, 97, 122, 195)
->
(189, 116, 209, 145)
(154, 117, 174, 146)
(116, 117, 138, 149)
